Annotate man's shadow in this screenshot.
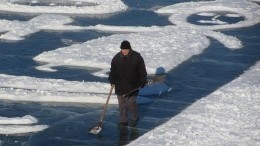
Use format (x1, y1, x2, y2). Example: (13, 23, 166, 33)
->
(137, 25, 260, 132)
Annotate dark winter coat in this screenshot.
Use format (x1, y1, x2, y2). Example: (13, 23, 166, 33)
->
(109, 50, 147, 96)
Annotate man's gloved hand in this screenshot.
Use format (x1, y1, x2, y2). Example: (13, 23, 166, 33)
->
(110, 81, 115, 87)
(147, 79, 153, 86)
(139, 79, 153, 88)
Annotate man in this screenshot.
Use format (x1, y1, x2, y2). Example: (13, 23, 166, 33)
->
(109, 40, 147, 128)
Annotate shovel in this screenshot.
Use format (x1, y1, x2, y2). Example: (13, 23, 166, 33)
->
(89, 84, 114, 134)
(122, 76, 164, 98)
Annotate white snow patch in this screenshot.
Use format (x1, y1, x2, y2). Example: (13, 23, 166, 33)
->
(0, 0, 127, 14)
(0, 115, 48, 135)
(0, 115, 37, 125)
(0, 125, 48, 135)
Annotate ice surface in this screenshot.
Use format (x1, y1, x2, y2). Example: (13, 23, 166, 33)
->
(0, 0, 259, 141)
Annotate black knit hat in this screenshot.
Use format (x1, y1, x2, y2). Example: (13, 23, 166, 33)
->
(120, 40, 131, 49)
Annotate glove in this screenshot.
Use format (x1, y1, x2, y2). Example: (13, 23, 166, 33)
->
(110, 80, 115, 85)
(147, 79, 153, 86)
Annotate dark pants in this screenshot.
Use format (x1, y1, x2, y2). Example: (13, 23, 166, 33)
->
(117, 95, 139, 123)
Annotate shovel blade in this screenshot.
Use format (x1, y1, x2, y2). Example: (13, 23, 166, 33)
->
(89, 126, 102, 134)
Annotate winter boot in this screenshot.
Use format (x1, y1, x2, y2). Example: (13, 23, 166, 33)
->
(118, 122, 128, 129)
(130, 117, 139, 127)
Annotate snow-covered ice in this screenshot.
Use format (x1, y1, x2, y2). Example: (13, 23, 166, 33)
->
(0, 0, 259, 144)
(0, 115, 48, 135)
(0, 0, 127, 14)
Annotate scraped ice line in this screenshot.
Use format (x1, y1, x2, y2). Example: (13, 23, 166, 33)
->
(152, 106, 189, 112)
(156, 99, 194, 105)
(181, 83, 213, 91)
(141, 117, 171, 123)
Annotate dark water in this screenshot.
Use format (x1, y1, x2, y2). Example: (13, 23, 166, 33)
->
(0, 0, 260, 145)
